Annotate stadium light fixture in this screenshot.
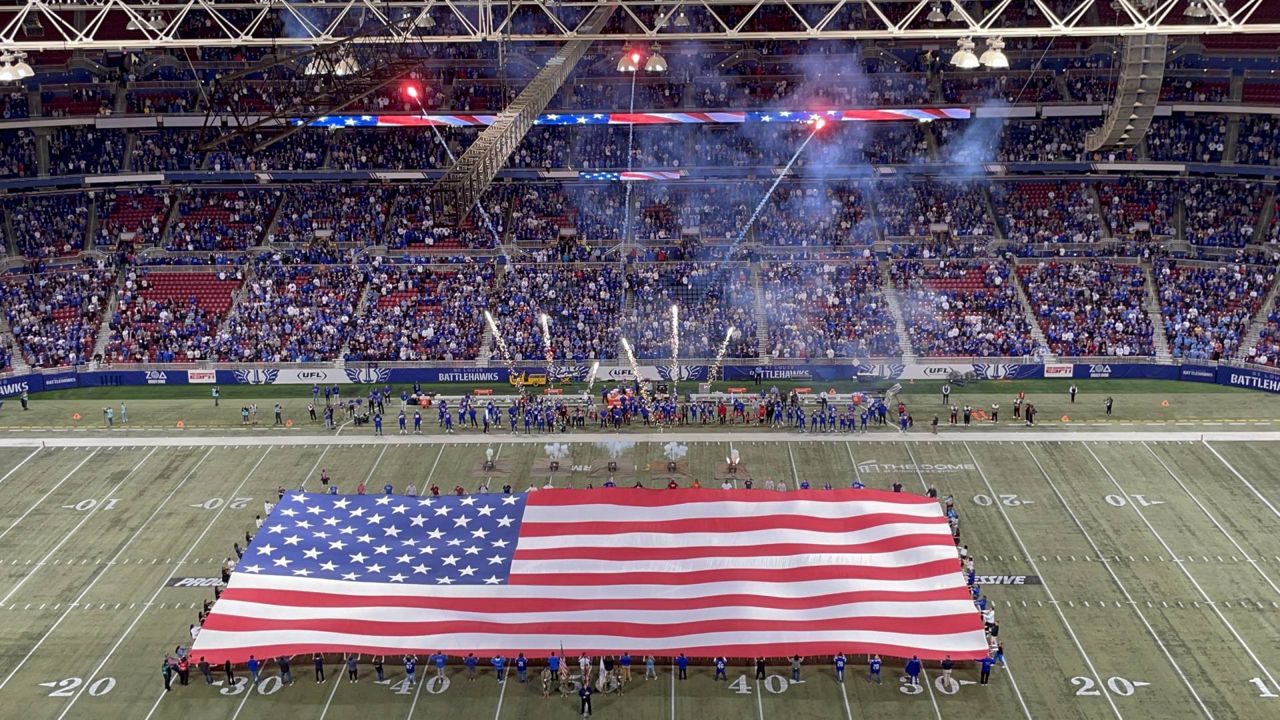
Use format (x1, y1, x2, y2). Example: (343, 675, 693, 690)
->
(947, 2, 965, 22)
(4, 52, 32, 80)
(644, 44, 667, 73)
(979, 38, 1008, 69)
(950, 38, 979, 69)
(1184, 1, 1208, 18)
(927, 3, 946, 23)
(415, 10, 436, 28)
(618, 49, 641, 72)
(675, 10, 690, 27)
(0, 62, 15, 83)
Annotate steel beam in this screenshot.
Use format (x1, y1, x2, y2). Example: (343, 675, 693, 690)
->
(2, 0, 1277, 49)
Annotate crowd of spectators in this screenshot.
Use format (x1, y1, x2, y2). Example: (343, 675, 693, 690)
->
(1160, 77, 1230, 103)
(1146, 116, 1228, 163)
(890, 259, 1035, 357)
(1018, 260, 1154, 357)
(1181, 179, 1265, 248)
(9, 193, 89, 259)
(0, 266, 115, 367)
(167, 190, 278, 251)
(877, 181, 993, 239)
(940, 72, 1062, 104)
(96, 188, 173, 248)
(762, 261, 898, 358)
(1235, 115, 1280, 166)
(0, 89, 28, 120)
(213, 259, 365, 362)
(1154, 259, 1273, 360)
(992, 182, 1102, 245)
(47, 127, 125, 176)
(0, 129, 38, 178)
(345, 259, 493, 362)
(754, 183, 875, 247)
(269, 184, 395, 246)
(622, 262, 758, 359)
(1245, 298, 1280, 367)
(206, 130, 329, 172)
(1097, 178, 1175, 239)
(328, 128, 469, 171)
(494, 264, 624, 362)
(100, 265, 244, 363)
(130, 129, 206, 172)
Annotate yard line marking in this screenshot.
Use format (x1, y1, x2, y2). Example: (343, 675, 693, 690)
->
(1085, 444, 1280, 694)
(843, 442, 864, 487)
(902, 446, 951, 720)
(492, 668, 508, 720)
(81, 447, 274, 720)
(753, 670, 764, 720)
(672, 660, 679, 720)
(962, 444, 1123, 720)
(0, 447, 41, 490)
(1143, 443, 1280, 598)
(786, 444, 801, 486)
(917, 665, 944, 720)
(403, 664, 429, 720)
(0, 448, 156, 609)
(839, 677, 854, 720)
(298, 445, 334, 491)
(1200, 440, 1280, 520)
(1024, 443, 1213, 718)
(316, 667, 342, 720)
(0, 447, 215, 691)
(365, 444, 390, 484)
(0, 450, 98, 544)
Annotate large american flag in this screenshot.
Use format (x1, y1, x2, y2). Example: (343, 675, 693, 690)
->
(192, 489, 989, 663)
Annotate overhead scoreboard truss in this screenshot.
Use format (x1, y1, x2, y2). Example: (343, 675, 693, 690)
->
(1, 0, 1276, 50)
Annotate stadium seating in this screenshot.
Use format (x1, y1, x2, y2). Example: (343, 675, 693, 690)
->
(102, 268, 244, 362)
(347, 260, 494, 362)
(167, 190, 279, 251)
(1017, 260, 1155, 357)
(890, 259, 1035, 357)
(762, 261, 899, 358)
(1, 266, 115, 367)
(1154, 259, 1274, 361)
(622, 263, 758, 359)
(496, 264, 625, 362)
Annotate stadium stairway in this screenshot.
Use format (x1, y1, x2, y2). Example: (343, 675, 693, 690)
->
(0, 311, 29, 373)
(1224, 115, 1241, 163)
(1241, 273, 1280, 360)
(879, 262, 916, 362)
(1087, 185, 1112, 240)
(90, 271, 124, 360)
(1253, 193, 1276, 244)
(1141, 262, 1175, 362)
(342, 281, 376, 360)
(2, 205, 15, 254)
(1008, 260, 1054, 359)
(475, 262, 505, 365)
(982, 187, 1004, 240)
(752, 263, 770, 358)
(217, 262, 257, 338)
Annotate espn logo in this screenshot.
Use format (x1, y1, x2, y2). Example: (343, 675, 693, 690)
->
(1043, 364, 1074, 378)
(187, 370, 217, 384)
(166, 577, 222, 588)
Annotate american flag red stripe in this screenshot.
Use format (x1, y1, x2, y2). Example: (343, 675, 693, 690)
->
(192, 489, 989, 663)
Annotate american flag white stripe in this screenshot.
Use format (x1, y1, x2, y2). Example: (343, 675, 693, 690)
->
(193, 489, 989, 663)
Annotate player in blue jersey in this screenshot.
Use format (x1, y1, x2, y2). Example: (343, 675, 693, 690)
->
(980, 654, 994, 684)
(465, 653, 478, 680)
(491, 655, 506, 682)
(905, 656, 922, 686)
(868, 655, 881, 684)
(398, 411, 406, 434)
(443, 411, 454, 434)
(834, 653, 846, 682)
(413, 410, 421, 434)
(714, 656, 727, 681)
(372, 412, 382, 436)
(431, 652, 447, 678)
(404, 655, 417, 685)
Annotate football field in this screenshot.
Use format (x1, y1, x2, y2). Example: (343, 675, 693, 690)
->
(0, 433, 1278, 720)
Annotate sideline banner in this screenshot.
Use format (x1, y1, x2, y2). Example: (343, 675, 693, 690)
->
(1217, 365, 1280, 394)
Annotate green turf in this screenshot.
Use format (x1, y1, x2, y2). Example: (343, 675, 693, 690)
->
(1, 437, 1279, 719)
